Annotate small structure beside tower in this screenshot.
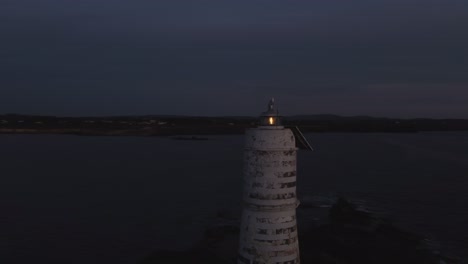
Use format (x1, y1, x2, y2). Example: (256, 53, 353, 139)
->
(238, 98, 308, 264)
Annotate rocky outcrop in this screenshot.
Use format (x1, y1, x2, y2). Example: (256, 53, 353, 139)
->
(139, 198, 461, 264)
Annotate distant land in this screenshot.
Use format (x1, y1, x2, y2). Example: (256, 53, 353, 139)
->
(1, 114, 468, 136)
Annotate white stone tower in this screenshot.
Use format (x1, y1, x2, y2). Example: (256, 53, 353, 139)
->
(238, 98, 300, 264)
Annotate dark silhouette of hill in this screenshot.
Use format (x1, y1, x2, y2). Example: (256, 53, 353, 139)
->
(1, 114, 468, 136)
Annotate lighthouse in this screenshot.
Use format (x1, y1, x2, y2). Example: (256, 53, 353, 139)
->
(238, 98, 304, 264)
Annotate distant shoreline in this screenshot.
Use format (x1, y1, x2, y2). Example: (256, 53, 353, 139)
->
(1, 114, 468, 136)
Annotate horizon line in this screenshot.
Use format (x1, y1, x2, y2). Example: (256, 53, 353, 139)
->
(1, 113, 468, 121)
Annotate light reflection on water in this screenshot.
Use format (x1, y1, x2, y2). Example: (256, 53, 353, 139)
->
(0, 132, 467, 263)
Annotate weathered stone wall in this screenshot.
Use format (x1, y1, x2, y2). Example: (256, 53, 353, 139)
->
(239, 126, 300, 264)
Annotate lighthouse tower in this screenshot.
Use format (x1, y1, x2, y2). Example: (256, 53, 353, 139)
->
(238, 98, 300, 264)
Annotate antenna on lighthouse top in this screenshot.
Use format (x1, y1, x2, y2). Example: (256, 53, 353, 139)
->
(268, 97, 275, 111)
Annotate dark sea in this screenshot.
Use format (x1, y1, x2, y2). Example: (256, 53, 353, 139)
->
(1, 132, 467, 263)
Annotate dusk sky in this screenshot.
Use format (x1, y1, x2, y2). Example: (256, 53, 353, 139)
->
(1, 0, 467, 118)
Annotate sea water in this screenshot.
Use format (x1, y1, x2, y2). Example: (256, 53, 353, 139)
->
(0, 132, 467, 263)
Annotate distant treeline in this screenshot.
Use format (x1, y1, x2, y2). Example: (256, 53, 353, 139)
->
(1, 114, 468, 136)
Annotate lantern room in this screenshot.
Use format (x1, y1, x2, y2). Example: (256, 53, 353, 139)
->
(259, 98, 282, 127)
